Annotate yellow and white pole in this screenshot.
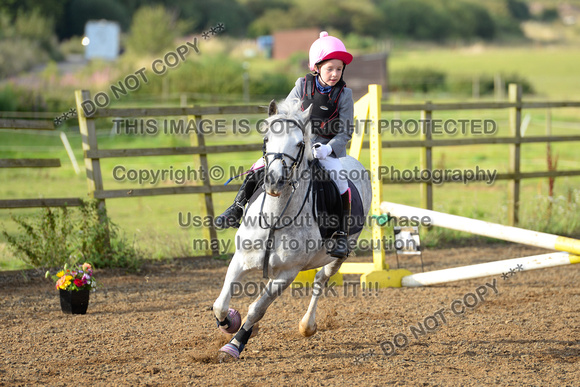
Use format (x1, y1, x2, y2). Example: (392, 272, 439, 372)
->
(59, 132, 81, 175)
(402, 252, 579, 287)
(380, 202, 580, 255)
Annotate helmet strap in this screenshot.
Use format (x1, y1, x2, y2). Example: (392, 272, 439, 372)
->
(340, 64, 347, 80)
(318, 75, 331, 87)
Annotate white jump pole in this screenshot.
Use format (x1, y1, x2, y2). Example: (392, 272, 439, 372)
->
(59, 132, 81, 175)
(380, 202, 580, 255)
(402, 252, 579, 287)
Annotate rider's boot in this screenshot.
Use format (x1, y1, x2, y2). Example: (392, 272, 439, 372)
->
(329, 189, 351, 258)
(215, 168, 262, 229)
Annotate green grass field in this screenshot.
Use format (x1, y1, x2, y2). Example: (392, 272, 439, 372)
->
(1, 45, 580, 270)
(388, 45, 580, 100)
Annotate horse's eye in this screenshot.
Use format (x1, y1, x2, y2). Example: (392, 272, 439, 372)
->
(297, 141, 304, 148)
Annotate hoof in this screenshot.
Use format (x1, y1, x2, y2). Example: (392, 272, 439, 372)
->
(299, 320, 317, 337)
(219, 308, 241, 334)
(218, 343, 240, 362)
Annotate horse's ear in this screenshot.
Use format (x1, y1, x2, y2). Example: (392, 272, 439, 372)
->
(268, 100, 277, 116)
(301, 105, 313, 139)
(300, 104, 313, 132)
(302, 104, 313, 119)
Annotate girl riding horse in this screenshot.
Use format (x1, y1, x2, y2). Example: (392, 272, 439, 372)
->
(215, 31, 354, 259)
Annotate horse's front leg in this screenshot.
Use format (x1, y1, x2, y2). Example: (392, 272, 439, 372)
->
(219, 272, 298, 361)
(299, 257, 346, 337)
(213, 253, 249, 333)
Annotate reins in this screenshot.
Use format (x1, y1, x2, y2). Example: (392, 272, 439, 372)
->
(260, 118, 313, 278)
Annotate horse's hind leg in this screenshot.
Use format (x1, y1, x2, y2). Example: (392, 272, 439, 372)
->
(299, 258, 346, 337)
(219, 272, 297, 361)
(213, 254, 249, 332)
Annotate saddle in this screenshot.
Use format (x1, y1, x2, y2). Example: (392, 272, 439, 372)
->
(247, 161, 365, 239)
(309, 160, 365, 239)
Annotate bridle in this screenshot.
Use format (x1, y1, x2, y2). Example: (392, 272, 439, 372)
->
(259, 117, 314, 278)
(261, 118, 306, 185)
(260, 118, 311, 230)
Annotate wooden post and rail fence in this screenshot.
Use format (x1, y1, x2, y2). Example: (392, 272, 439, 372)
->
(1, 85, 580, 263)
(0, 113, 83, 208)
(378, 84, 580, 225)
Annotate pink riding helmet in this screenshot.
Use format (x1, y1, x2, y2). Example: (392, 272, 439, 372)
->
(308, 31, 353, 72)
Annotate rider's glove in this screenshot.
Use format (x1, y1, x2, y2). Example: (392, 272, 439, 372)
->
(312, 143, 332, 160)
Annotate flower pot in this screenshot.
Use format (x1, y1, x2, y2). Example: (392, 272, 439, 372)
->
(59, 289, 90, 314)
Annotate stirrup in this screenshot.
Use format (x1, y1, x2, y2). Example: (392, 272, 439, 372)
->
(328, 231, 349, 258)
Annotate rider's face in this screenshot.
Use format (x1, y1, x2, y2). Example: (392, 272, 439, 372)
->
(317, 59, 343, 86)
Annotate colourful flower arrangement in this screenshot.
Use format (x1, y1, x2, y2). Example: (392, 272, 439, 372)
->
(45, 262, 97, 291)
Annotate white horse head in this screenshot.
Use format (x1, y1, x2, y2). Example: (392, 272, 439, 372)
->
(261, 99, 312, 197)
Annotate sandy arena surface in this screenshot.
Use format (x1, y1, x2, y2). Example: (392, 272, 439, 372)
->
(0, 244, 578, 386)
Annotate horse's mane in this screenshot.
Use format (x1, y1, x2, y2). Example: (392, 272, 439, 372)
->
(264, 98, 306, 126)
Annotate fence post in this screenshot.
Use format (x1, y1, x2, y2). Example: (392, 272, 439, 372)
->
(348, 94, 369, 160)
(190, 114, 219, 257)
(75, 90, 110, 242)
(420, 102, 433, 210)
(495, 73, 504, 101)
(472, 76, 480, 100)
(546, 108, 552, 136)
(368, 84, 387, 271)
(508, 84, 522, 226)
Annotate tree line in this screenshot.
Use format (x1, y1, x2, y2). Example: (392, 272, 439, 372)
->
(0, 0, 545, 42)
